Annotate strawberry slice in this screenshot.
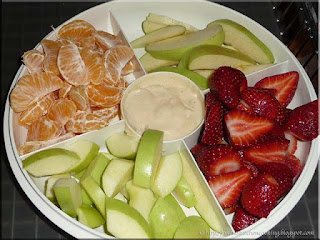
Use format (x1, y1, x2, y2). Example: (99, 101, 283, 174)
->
(241, 87, 280, 120)
(241, 174, 281, 218)
(244, 136, 289, 165)
(232, 205, 260, 232)
(196, 144, 243, 177)
(205, 92, 220, 116)
(284, 132, 298, 155)
(242, 161, 259, 179)
(274, 107, 292, 126)
(224, 109, 274, 147)
(254, 71, 299, 107)
(285, 99, 319, 141)
(208, 168, 252, 209)
(190, 142, 208, 157)
(285, 154, 303, 178)
(224, 201, 239, 215)
(209, 66, 247, 109)
(236, 100, 254, 114)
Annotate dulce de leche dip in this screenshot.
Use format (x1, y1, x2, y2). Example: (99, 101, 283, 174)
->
(121, 72, 205, 141)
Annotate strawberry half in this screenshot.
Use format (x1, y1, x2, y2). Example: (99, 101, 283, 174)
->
(242, 161, 259, 179)
(241, 174, 281, 218)
(205, 91, 220, 117)
(254, 71, 299, 107)
(236, 100, 254, 114)
(232, 205, 260, 232)
(284, 132, 298, 155)
(285, 154, 303, 178)
(209, 168, 252, 209)
(274, 107, 292, 126)
(224, 109, 274, 147)
(285, 99, 319, 141)
(224, 201, 239, 215)
(190, 142, 208, 157)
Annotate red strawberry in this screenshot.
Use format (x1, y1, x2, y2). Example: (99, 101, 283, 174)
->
(236, 100, 254, 114)
(284, 132, 298, 155)
(209, 66, 247, 109)
(241, 87, 280, 120)
(224, 201, 239, 215)
(285, 154, 303, 178)
(254, 71, 299, 107)
(209, 168, 252, 208)
(267, 123, 285, 138)
(196, 144, 243, 177)
(232, 205, 260, 232)
(274, 107, 292, 126)
(241, 174, 281, 218)
(244, 136, 289, 165)
(242, 161, 259, 179)
(256, 162, 293, 197)
(190, 142, 208, 157)
(285, 99, 319, 141)
(224, 109, 274, 147)
(205, 92, 220, 118)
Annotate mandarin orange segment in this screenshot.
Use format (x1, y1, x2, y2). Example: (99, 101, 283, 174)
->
(103, 45, 134, 87)
(56, 37, 74, 46)
(10, 72, 64, 113)
(18, 92, 55, 126)
(59, 81, 72, 98)
(78, 36, 96, 49)
(94, 30, 123, 52)
(27, 116, 61, 141)
(57, 43, 89, 86)
(41, 39, 61, 76)
(65, 106, 119, 133)
(22, 49, 44, 74)
(121, 60, 135, 76)
(69, 85, 90, 110)
(58, 20, 96, 42)
(87, 82, 123, 107)
(47, 99, 77, 126)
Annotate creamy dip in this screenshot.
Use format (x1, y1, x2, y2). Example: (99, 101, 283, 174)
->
(121, 72, 205, 141)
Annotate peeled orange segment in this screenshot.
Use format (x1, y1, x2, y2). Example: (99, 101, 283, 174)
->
(27, 116, 61, 142)
(59, 81, 72, 98)
(47, 99, 77, 126)
(22, 49, 45, 74)
(18, 132, 75, 156)
(94, 31, 123, 52)
(58, 20, 96, 43)
(103, 45, 135, 87)
(121, 60, 135, 76)
(56, 37, 74, 46)
(87, 82, 123, 107)
(18, 93, 55, 126)
(65, 106, 119, 133)
(77, 36, 96, 49)
(80, 47, 106, 85)
(41, 39, 61, 76)
(57, 43, 89, 86)
(69, 85, 90, 111)
(10, 72, 64, 113)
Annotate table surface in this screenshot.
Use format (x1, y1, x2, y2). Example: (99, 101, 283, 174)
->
(1, 1, 318, 239)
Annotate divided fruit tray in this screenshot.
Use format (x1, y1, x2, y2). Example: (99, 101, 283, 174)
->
(3, 1, 319, 239)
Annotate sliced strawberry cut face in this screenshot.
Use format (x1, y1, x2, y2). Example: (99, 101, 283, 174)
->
(254, 71, 299, 107)
(232, 205, 260, 232)
(285, 154, 303, 178)
(224, 109, 274, 147)
(284, 132, 298, 155)
(242, 161, 259, 179)
(236, 100, 254, 114)
(208, 168, 252, 209)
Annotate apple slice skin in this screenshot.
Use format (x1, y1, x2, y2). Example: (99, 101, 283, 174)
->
(174, 216, 210, 239)
(45, 173, 71, 203)
(164, 194, 186, 222)
(140, 53, 179, 73)
(172, 176, 197, 208)
(142, 20, 167, 34)
(77, 205, 105, 229)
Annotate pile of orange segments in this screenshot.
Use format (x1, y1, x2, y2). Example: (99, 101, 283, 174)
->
(10, 20, 135, 155)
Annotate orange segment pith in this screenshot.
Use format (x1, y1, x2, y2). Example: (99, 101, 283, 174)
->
(87, 82, 123, 107)
(58, 20, 96, 42)
(47, 99, 77, 126)
(121, 60, 135, 76)
(94, 30, 123, 52)
(41, 39, 61, 76)
(59, 81, 72, 98)
(27, 116, 61, 141)
(22, 49, 44, 74)
(69, 85, 90, 110)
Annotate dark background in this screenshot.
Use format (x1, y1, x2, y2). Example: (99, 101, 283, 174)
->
(1, 1, 318, 239)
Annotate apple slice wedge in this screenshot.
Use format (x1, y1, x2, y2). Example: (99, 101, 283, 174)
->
(142, 19, 167, 34)
(172, 176, 197, 208)
(140, 53, 179, 73)
(45, 173, 71, 203)
(77, 205, 105, 229)
(174, 216, 210, 239)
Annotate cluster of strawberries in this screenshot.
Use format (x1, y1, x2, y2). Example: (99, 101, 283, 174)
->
(191, 66, 318, 231)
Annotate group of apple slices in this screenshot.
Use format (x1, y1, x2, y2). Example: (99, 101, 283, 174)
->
(131, 13, 275, 89)
(22, 128, 231, 239)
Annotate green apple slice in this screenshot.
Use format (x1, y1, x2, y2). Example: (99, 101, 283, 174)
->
(234, 63, 273, 75)
(174, 216, 210, 239)
(106, 198, 152, 238)
(142, 19, 167, 34)
(208, 19, 275, 64)
(151, 66, 209, 89)
(172, 176, 197, 208)
(164, 194, 186, 222)
(45, 173, 71, 203)
(133, 129, 164, 188)
(73, 169, 85, 180)
(102, 152, 116, 160)
(126, 180, 157, 221)
(140, 53, 179, 73)
(194, 69, 215, 79)
(105, 132, 140, 160)
(81, 188, 93, 206)
(114, 192, 127, 203)
(151, 152, 183, 197)
(147, 13, 198, 32)
(102, 159, 134, 197)
(188, 45, 256, 70)
(131, 25, 186, 48)
(120, 186, 130, 200)
(145, 24, 224, 61)
(22, 148, 80, 177)
(53, 178, 82, 217)
(77, 205, 105, 229)
(65, 139, 100, 175)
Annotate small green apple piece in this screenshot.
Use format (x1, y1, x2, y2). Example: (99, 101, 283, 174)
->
(131, 25, 186, 48)
(188, 45, 256, 70)
(101, 152, 116, 160)
(133, 129, 164, 188)
(105, 132, 140, 160)
(22, 148, 80, 177)
(77, 205, 105, 229)
(120, 186, 130, 200)
(208, 19, 275, 64)
(81, 188, 93, 206)
(172, 176, 197, 208)
(45, 173, 71, 203)
(53, 178, 82, 217)
(174, 216, 210, 239)
(164, 194, 186, 222)
(140, 53, 179, 73)
(73, 169, 85, 180)
(126, 180, 157, 221)
(65, 139, 100, 175)
(151, 152, 183, 197)
(106, 198, 152, 238)
(145, 24, 224, 61)
(194, 69, 215, 79)
(102, 159, 134, 197)
(142, 20, 167, 34)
